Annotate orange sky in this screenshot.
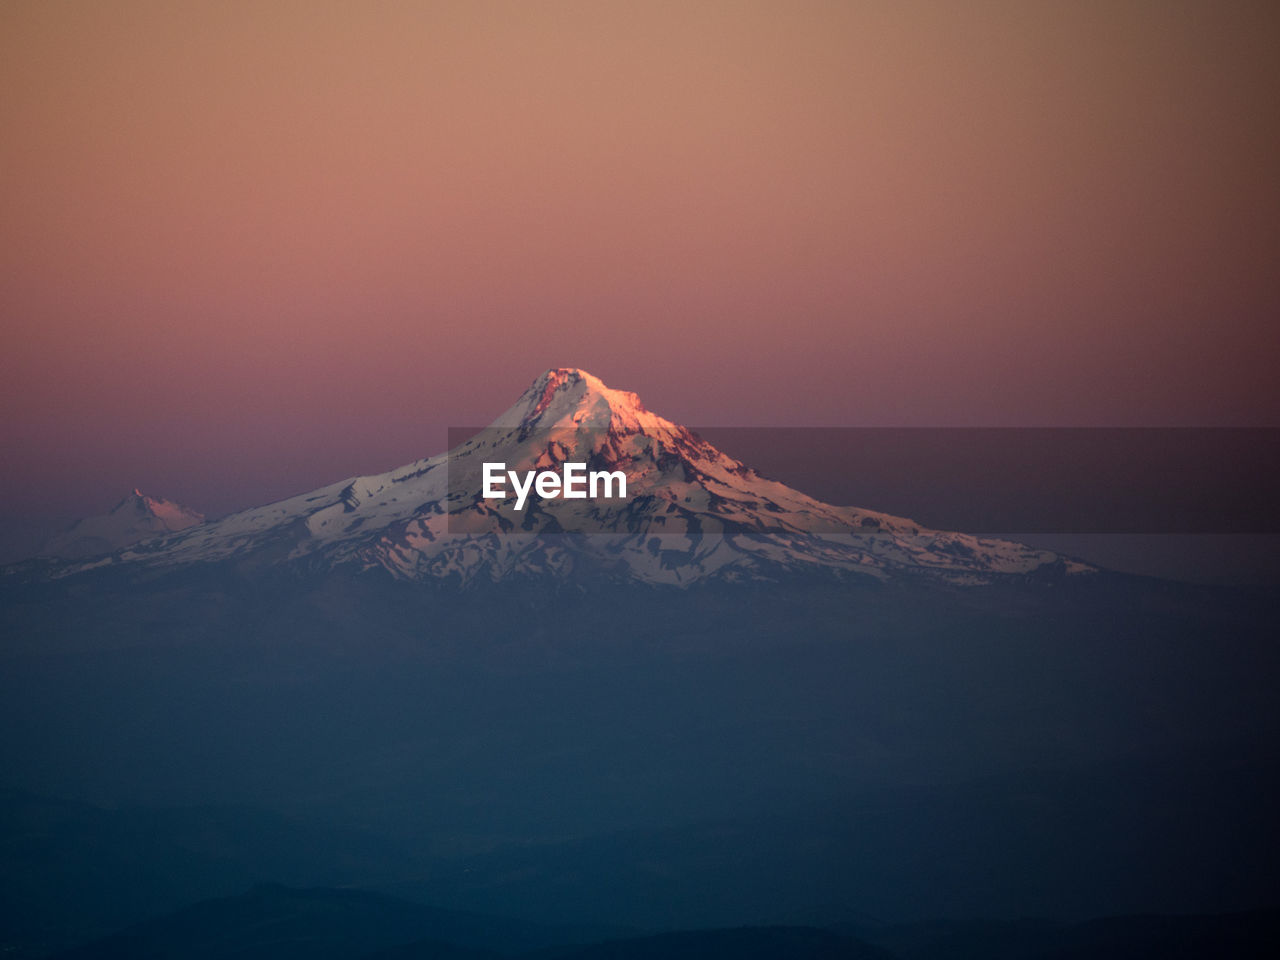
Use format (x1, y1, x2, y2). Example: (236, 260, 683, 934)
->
(2, 0, 1278, 516)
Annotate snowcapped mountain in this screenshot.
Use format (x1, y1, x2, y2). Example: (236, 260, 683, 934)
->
(54, 369, 1088, 586)
(41, 489, 204, 560)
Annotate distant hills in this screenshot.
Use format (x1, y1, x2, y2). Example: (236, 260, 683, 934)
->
(44, 883, 1280, 959)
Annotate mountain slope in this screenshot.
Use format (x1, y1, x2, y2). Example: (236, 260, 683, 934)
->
(51, 369, 1087, 586)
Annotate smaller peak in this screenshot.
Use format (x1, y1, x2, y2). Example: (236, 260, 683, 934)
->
(119, 488, 157, 512)
(113, 489, 205, 525)
(113, 489, 149, 513)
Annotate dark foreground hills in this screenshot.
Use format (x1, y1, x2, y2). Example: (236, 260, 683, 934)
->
(40, 883, 1280, 959)
(1, 560, 1278, 957)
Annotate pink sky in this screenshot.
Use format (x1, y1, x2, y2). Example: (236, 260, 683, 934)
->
(2, 1, 1278, 518)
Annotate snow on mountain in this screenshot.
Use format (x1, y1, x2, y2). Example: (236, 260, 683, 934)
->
(56, 369, 1089, 586)
(41, 489, 205, 560)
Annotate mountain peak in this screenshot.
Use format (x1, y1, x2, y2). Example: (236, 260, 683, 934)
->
(492, 369, 665, 441)
(42, 491, 205, 560)
(533, 368, 645, 415)
(113, 489, 204, 526)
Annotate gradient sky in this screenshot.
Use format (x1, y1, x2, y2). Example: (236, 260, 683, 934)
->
(2, 0, 1278, 520)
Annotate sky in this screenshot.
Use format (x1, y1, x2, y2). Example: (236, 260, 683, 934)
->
(2, 0, 1278, 523)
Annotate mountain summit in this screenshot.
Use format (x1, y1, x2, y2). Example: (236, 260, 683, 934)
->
(48, 369, 1086, 586)
(494, 367, 655, 430)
